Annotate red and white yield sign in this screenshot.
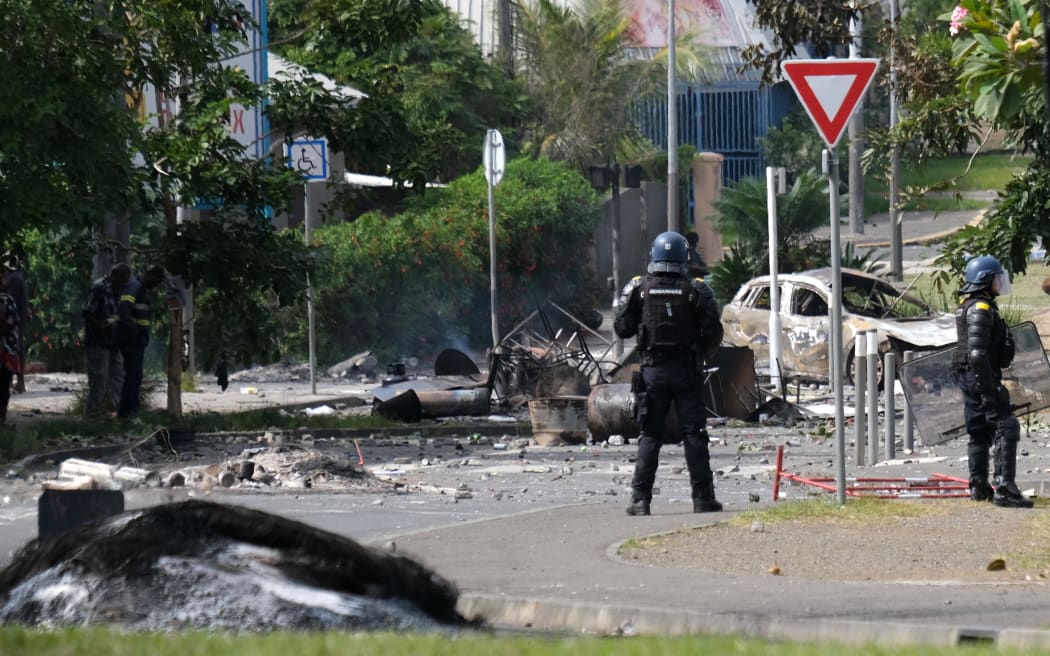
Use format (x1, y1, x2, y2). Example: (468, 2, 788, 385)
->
(781, 59, 880, 148)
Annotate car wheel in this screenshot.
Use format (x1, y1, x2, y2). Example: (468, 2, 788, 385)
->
(846, 344, 888, 389)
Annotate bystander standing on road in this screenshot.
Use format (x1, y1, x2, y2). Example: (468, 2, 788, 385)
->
(1, 254, 29, 393)
(116, 264, 165, 419)
(683, 232, 709, 278)
(82, 264, 130, 417)
(0, 290, 19, 422)
(614, 232, 724, 516)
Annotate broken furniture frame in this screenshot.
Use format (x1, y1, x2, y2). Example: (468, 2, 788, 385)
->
(492, 300, 618, 401)
(772, 445, 969, 500)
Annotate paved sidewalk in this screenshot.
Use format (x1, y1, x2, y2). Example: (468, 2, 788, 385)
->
(391, 502, 1050, 649)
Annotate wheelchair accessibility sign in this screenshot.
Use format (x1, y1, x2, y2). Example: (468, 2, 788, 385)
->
(285, 138, 328, 182)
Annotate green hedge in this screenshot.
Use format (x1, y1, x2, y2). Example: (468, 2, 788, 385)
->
(312, 158, 601, 363)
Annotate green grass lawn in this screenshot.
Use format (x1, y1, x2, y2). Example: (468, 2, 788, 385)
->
(0, 627, 1039, 655)
(867, 153, 1033, 193)
(906, 263, 1050, 319)
(864, 152, 1033, 216)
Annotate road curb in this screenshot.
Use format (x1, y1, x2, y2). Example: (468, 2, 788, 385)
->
(457, 593, 1008, 647)
(850, 210, 987, 249)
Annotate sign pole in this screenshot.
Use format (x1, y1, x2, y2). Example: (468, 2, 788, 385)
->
(305, 185, 316, 395)
(827, 149, 846, 505)
(285, 137, 328, 396)
(781, 58, 879, 505)
(483, 129, 505, 349)
(766, 166, 782, 395)
(666, 0, 677, 232)
(488, 142, 499, 349)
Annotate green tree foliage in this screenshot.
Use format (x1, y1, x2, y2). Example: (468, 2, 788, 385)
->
(15, 232, 93, 372)
(741, 1, 857, 85)
(708, 172, 835, 303)
(0, 0, 362, 376)
(948, 0, 1046, 147)
(269, 0, 527, 189)
(309, 159, 600, 362)
(759, 112, 836, 178)
(0, 0, 253, 236)
(512, 0, 708, 170)
(934, 0, 1050, 281)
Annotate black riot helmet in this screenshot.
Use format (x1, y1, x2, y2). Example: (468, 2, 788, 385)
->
(648, 232, 689, 274)
(961, 255, 1011, 295)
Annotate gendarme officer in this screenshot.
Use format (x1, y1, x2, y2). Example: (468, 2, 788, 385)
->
(614, 232, 724, 516)
(953, 255, 1031, 508)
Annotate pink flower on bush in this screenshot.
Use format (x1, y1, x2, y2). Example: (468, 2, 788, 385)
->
(949, 5, 969, 35)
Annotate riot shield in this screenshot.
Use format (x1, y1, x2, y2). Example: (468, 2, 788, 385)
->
(897, 321, 1050, 446)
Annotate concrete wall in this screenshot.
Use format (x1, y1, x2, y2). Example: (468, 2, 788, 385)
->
(593, 153, 725, 303)
(592, 181, 668, 304)
(691, 152, 724, 266)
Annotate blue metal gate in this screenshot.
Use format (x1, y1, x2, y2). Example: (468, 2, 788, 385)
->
(634, 81, 777, 185)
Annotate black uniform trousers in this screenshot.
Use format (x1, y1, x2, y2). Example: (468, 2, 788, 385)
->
(631, 360, 714, 500)
(958, 369, 1020, 484)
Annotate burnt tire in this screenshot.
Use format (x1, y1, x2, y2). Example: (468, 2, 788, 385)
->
(846, 345, 889, 390)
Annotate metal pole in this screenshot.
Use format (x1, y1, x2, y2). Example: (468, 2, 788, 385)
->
(611, 167, 622, 360)
(827, 149, 846, 505)
(639, 184, 648, 271)
(666, 0, 677, 232)
(884, 351, 896, 461)
(866, 331, 879, 466)
(854, 332, 867, 466)
(488, 135, 499, 348)
(848, 4, 864, 236)
(766, 167, 782, 394)
(305, 185, 316, 395)
(1043, 1, 1050, 125)
(889, 0, 903, 280)
(902, 350, 915, 452)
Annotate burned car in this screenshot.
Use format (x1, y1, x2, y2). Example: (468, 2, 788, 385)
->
(721, 268, 957, 386)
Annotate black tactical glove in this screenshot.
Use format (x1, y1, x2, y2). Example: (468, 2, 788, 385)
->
(979, 385, 1009, 411)
(1001, 334, 1015, 367)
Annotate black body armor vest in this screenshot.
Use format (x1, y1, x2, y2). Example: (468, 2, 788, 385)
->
(639, 275, 697, 354)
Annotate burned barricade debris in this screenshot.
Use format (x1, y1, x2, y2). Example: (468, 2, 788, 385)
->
(0, 500, 474, 632)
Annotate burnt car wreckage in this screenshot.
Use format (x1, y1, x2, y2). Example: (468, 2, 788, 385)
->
(721, 268, 957, 387)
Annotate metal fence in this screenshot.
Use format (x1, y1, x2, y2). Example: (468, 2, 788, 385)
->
(634, 82, 773, 186)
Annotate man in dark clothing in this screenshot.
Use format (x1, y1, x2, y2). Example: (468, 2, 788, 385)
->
(683, 232, 709, 278)
(0, 292, 19, 422)
(1, 254, 29, 393)
(82, 264, 130, 416)
(116, 264, 165, 418)
(614, 231, 724, 516)
(953, 255, 1032, 508)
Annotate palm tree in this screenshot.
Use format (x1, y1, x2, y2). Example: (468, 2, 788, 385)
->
(512, 0, 708, 170)
(708, 171, 836, 303)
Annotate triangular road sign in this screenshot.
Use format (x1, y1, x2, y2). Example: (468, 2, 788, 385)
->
(781, 59, 880, 148)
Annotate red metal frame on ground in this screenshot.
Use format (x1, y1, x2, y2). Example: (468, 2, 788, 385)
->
(772, 445, 970, 501)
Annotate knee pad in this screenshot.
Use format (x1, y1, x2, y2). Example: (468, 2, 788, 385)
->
(997, 415, 1020, 444)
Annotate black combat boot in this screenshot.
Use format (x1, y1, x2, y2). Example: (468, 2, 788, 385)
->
(968, 441, 993, 501)
(993, 482, 1033, 508)
(969, 478, 994, 502)
(693, 496, 723, 513)
(685, 431, 722, 512)
(992, 439, 1033, 508)
(626, 494, 651, 516)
